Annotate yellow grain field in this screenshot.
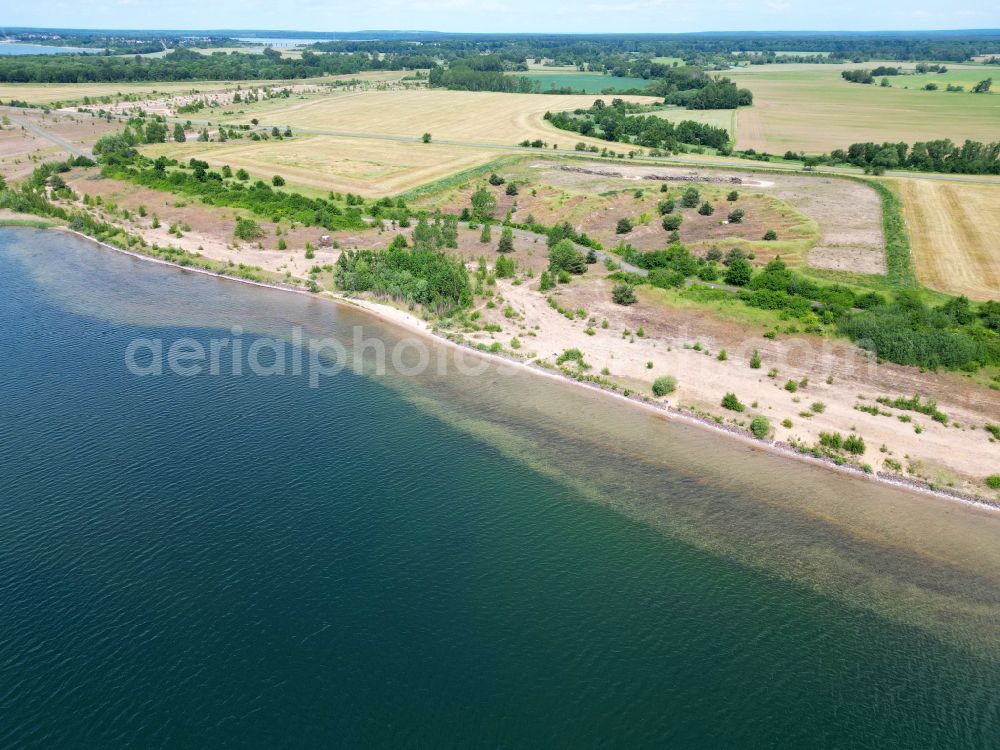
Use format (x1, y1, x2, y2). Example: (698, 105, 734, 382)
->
(216, 89, 660, 150)
(897, 178, 1000, 300)
(142, 135, 509, 197)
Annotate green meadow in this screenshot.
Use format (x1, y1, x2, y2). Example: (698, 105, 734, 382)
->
(515, 71, 653, 93)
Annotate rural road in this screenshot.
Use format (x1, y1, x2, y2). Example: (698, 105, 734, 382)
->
(1, 108, 93, 159)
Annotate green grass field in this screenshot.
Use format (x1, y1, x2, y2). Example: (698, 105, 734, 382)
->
(886, 67, 999, 92)
(514, 72, 652, 93)
(651, 57, 685, 66)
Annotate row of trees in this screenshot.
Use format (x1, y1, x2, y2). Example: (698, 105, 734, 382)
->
(835, 139, 1000, 174)
(93, 131, 373, 230)
(546, 99, 731, 150)
(0, 47, 429, 84)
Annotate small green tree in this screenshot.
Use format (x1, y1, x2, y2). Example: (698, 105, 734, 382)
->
(272, 175, 285, 187)
(749, 349, 761, 369)
(612, 282, 637, 305)
(728, 208, 745, 224)
(762, 229, 777, 241)
(422, 132, 432, 143)
(172, 123, 186, 142)
(479, 223, 492, 243)
(616, 217, 633, 234)
(697, 201, 714, 216)
(505, 182, 518, 196)
(495, 255, 515, 278)
(471, 187, 497, 221)
(539, 270, 555, 291)
(726, 190, 738, 201)
(662, 214, 682, 231)
(497, 226, 515, 253)
(549, 238, 587, 274)
(681, 187, 700, 208)
(724, 257, 752, 286)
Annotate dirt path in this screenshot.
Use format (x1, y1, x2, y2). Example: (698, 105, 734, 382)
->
(2, 110, 92, 159)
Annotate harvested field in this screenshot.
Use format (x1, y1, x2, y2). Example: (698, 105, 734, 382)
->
(728, 63, 1000, 153)
(214, 89, 660, 150)
(142, 135, 507, 197)
(897, 178, 1000, 301)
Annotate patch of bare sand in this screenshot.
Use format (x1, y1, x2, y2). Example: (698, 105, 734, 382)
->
(531, 162, 885, 274)
(470, 272, 999, 494)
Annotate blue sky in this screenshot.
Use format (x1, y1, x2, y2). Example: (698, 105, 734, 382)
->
(5, 0, 998, 33)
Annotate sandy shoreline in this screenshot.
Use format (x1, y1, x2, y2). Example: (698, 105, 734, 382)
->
(39, 225, 999, 515)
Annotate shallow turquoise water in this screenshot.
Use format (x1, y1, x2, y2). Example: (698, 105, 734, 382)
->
(1, 228, 998, 747)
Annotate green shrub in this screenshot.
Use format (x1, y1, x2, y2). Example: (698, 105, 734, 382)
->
(844, 434, 866, 455)
(749, 349, 761, 369)
(556, 348, 590, 369)
(784, 379, 798, 393)
(234, 217, 264, 241)
(986, 475, 1000, 489)
(661, 213, 682, 231)
(612, 282, 637, 306)
(750, 416, 770, 439)
(722, 392, 745, 412)
(652, 375, 678, 396)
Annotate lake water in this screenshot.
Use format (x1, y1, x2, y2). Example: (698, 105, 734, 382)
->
(0, 42, 98, 56)
(234, 37, 329, 47)
(1, 227, 999, 747)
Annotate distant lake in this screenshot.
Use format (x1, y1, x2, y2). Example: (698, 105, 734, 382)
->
(0, 42, 98, 56)
(234, 37, 329, 47)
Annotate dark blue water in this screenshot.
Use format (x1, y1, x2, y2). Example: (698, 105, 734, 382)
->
(1, 228, 999, 748)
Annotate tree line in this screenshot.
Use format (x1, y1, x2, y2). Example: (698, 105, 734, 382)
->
(546, 98, 731, 150)
(0, 47, 429, 84)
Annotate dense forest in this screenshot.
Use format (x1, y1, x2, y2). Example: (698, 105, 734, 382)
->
(307, 31, 1000, 67)
(547, 99, 731, 150)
